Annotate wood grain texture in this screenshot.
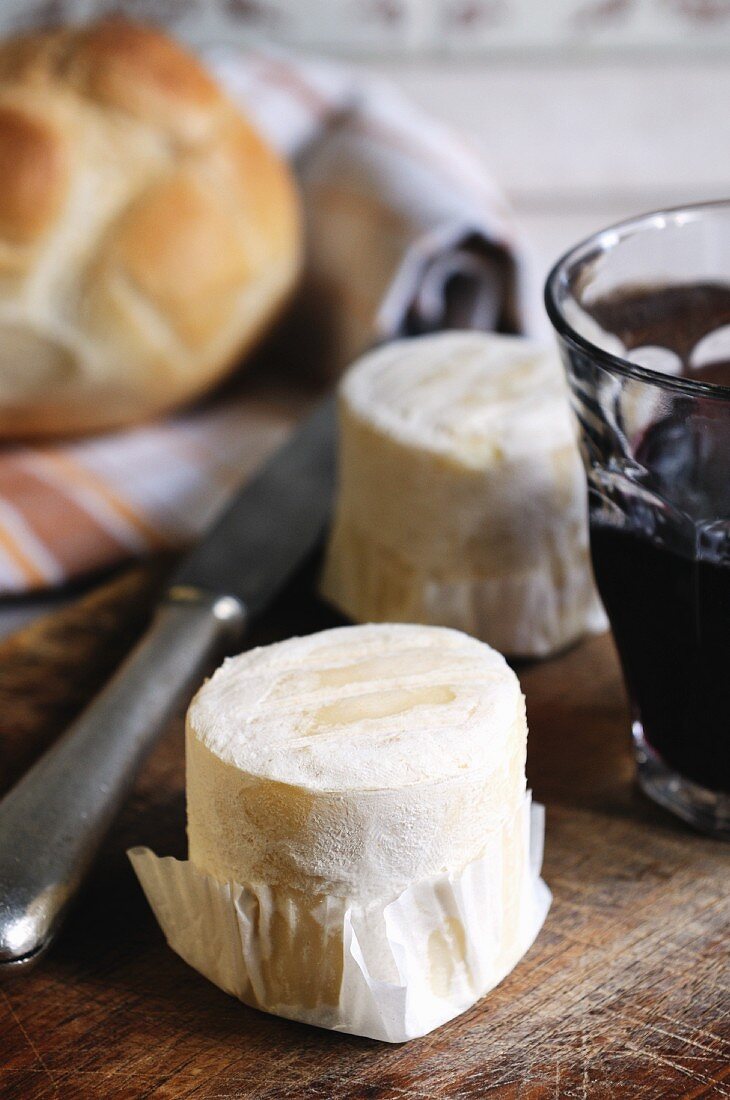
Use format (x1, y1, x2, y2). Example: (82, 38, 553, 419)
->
(0, 562, 172, 796)
(0, 556, 728, 1099)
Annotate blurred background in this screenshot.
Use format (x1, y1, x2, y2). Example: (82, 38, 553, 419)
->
(0, 0, 726, 639)
(4, 0, 730, 316)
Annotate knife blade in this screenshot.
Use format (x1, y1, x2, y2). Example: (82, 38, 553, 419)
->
(0, 396, 337, 969)
(172, 395, 336, 616)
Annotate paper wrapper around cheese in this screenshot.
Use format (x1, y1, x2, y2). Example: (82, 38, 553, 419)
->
(129, 623, 551, 1042)
(130, 795, 548, 1042)
(320, 332, 607, 658)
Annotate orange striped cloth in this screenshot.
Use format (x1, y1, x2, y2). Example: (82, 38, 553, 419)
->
(0, 45, 531, 595)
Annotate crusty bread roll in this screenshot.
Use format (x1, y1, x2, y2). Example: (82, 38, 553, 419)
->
(0, 18, 301, 437)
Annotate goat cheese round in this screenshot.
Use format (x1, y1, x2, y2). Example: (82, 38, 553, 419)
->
(320, 331, 605, 656)
(186, 622, 527, 900)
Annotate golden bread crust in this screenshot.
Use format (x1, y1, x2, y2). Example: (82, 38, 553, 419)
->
(0, 18, 301, 438)
(0, 103, 67, 243)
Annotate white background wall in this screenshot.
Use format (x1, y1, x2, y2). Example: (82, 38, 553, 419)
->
(358, 55, 730, 316)
(14, 0, 725, 58)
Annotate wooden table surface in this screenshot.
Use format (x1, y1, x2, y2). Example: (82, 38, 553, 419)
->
(0, 540, 728, 1099)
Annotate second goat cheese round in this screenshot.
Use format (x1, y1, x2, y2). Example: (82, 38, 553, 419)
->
(320, 331, 605, 656)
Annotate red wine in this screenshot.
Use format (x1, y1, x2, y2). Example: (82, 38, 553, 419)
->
(591, 525, 730, 793)
(586, 284, 730, 795)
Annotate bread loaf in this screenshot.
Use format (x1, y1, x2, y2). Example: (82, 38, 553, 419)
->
(0, 19, 300, 437)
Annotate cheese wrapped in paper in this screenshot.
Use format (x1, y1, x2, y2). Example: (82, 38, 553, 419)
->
(131, 623, 550, 1041)
(320, 332, 606, 657)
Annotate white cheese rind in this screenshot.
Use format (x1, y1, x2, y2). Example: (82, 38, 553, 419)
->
(186, 622, 527, 900)
(320, 331, 606, 656)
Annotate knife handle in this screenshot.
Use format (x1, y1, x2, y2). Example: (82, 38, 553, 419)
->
(0, 586, 245, 970)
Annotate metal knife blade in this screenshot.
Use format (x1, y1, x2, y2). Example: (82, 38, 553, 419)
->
(171, 394, 337, 615)
(0, 394, 338, 968)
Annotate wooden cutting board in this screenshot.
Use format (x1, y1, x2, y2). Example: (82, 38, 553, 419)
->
(0, 481, 728, 1098)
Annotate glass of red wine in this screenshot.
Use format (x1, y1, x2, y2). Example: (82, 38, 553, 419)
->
(545, 201, 730, 837)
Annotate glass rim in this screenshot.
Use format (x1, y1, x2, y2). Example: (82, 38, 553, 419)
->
(544, 198, 730, 402)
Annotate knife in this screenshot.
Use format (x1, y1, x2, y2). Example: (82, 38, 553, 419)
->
(0, 395, 337, 970)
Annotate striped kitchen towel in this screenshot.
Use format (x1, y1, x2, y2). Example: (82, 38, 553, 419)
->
(0, 43, 530, 595)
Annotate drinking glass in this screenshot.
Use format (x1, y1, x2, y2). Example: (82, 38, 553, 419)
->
(545, 201, 730, 837)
